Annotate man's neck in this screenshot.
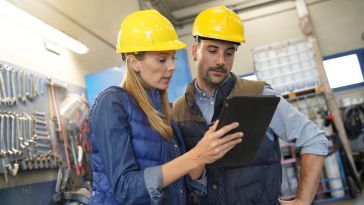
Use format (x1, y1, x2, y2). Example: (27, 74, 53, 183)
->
(196, 78, 217, 97)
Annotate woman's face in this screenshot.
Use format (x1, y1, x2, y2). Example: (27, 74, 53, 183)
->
(135, 50, 177, 90)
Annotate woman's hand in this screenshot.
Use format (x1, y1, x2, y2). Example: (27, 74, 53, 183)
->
(279, 199, 306, 205)
(190, 120, 243, 166)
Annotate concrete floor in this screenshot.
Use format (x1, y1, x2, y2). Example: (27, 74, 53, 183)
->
(321, 191, 364, 205)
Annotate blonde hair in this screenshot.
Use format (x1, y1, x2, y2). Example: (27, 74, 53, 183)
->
(121, 53, 173, 140)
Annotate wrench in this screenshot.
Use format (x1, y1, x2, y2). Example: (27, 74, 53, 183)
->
(21, 117, 29, 148)
(35, 119, 47, 126)
(0, 65, 6, 104)
(35, 130, 49, 136)
(17, 116, 26, 149)
(23, 72, 30, 100)
(25, 113, 35, 144)
(39, 78, 44, 96)
(10, 115, 20, 155)
(5, 66, 11, 105)
(0, 114, 6, 157)
(35, 142, 51, 149)
(24, 72, 30, 100)
(33, 111, 46, 117)
(21, 71, 27, 103)
(4, 114, 13, 156)
(28, 74, 34, 100)
(1, 158, 8, 183)
(35, 124, 48, 131)
(10, 68, 17, 105)
(17, 70, 22, 101)
(14, 115, 21, 155)
(33, 75, 38, 98)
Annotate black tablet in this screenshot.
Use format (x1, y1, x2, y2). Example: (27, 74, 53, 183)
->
(209, 95, 280, 168)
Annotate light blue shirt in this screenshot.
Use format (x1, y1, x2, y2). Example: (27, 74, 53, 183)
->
(195, 83, 328, 156)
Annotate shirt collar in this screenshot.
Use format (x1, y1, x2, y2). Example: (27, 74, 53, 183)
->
(194, 73, 232, 98)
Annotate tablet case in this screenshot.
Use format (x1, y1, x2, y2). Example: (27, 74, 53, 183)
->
(209, 96, 280, 168)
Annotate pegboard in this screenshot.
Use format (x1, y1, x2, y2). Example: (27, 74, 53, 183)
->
(0, 58, 87, 204)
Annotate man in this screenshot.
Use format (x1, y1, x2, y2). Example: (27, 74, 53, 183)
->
(172, 5, 328, 205)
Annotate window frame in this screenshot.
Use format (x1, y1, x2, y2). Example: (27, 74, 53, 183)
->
(240, 72, 258, 80)
(323, 48, 364, 92)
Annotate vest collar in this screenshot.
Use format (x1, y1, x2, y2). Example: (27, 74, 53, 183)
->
(185, 73, 237, 114)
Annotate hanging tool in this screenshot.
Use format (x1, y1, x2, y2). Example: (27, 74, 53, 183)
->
(0, 114, 8, 183)
(0, 65, 6, 104)
(10, 67, 17, 105)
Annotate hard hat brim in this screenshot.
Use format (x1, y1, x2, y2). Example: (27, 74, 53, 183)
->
(117, 40, 186, 53)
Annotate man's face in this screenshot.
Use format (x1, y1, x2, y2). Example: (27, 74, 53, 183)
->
(192, 39, 236, 88)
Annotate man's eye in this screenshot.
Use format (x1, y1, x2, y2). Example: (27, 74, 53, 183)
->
(208, 50, 217, 53)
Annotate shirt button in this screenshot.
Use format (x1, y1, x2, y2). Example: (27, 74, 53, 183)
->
(174, 144, 178, 148)
(180, 189, 183, 194)
(212, 184, 218, 190)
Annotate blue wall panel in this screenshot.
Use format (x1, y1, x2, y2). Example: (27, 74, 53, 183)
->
(168, 49, 192, 102)
(0, 180, 56, 205)
(85, 66, 124, 106)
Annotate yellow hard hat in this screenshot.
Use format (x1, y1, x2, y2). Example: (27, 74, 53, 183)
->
(193, 5, 245, 44)
(116, 10, 186, 53)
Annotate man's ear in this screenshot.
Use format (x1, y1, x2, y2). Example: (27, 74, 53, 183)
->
(192, 43, 198, 61)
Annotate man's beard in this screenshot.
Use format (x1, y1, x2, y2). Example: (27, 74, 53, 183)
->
(203, 65, 228, 86)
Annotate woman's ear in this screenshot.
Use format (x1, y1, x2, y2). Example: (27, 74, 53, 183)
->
(128, 54, 141, 72)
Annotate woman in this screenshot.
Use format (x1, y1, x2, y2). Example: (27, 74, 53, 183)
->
(88, 10, 243, 205)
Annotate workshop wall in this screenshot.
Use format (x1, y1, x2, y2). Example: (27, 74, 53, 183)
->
(0, 11, 86, 87)
(178, 0, 364, 78)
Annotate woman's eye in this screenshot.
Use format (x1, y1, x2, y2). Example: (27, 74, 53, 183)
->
(159, 59, 167, 63)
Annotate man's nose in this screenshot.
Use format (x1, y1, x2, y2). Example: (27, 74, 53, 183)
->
(216, 52, 225, 66)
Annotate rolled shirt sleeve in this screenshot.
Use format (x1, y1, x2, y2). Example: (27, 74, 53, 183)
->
(90, 90, 164, 204)
(144, 166, 164, 204)
(262, 85, 328, 156)
(187, 168, 207, 196)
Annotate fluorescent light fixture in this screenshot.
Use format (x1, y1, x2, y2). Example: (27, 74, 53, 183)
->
(0, 0, 89, 54)
(44, 41, 63, 55)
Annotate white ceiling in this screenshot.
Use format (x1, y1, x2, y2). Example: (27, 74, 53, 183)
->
(7, 0, 141, 73)
(5, 0, 278, 74)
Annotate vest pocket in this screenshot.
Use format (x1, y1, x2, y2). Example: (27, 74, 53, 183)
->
(234, 183, 272, 205)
